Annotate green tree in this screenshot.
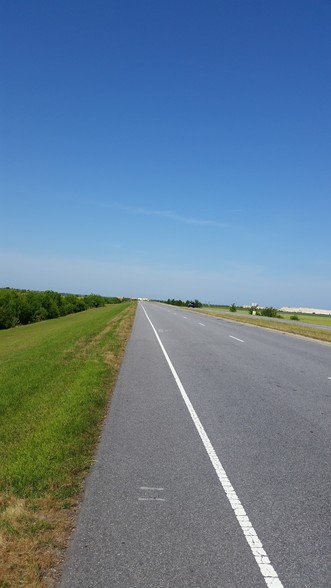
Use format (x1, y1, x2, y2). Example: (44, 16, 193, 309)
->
(0, 289, 19, 329)
(42, 291, 61, 319)
(62, 294, 86, 314)
(85, 294, 106, 308)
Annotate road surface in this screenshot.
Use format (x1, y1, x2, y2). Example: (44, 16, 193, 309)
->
(59, 302, 331, 588)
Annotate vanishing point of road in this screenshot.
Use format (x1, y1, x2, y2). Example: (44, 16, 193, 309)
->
(59, 301, 331, 588)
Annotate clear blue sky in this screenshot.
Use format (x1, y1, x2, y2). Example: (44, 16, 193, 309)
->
(1, 0, 330, 307)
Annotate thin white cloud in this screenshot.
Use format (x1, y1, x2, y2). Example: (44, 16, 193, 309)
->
(115, 204, 231, 228)
(84, 199, 232, 228)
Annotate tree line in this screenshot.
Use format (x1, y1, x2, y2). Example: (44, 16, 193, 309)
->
(162, 298, 203, 308)
(0, 288, 126, 330)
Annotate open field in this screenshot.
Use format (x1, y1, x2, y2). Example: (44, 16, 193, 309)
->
(278, 312, 331, 325)
(195, 308, 331, 343)
(0, 301, 136, 587)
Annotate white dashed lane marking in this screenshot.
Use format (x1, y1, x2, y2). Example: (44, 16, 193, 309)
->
(229, 335, 245, 343)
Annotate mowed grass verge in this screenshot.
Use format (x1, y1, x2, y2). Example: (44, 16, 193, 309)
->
(195, 308, 331, 343)
(0, 301, 136, 587)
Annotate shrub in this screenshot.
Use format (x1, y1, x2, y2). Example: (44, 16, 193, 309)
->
(290, 315, 299, 320)
(229, 303, 237, 312)
(260, 307, 281, 318)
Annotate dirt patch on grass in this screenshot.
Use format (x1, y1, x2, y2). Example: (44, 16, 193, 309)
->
(0, 493, 78, 587)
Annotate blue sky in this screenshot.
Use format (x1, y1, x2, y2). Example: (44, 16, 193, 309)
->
(1, 0, 330, 306)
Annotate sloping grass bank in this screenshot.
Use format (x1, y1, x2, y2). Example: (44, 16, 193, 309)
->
(196, 309, 331, 343)
(0, 301, 136, 587)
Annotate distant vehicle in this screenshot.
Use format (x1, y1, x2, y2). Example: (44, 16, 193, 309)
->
(187, 302, 195, 308)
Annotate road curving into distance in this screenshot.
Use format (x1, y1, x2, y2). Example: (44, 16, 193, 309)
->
(59, 301, 331, 588)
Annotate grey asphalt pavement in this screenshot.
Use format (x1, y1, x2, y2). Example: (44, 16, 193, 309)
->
(59, 302, 331, 588)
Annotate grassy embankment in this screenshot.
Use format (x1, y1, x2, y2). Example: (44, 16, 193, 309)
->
(197, 307, 331, 343)
(0, 301, 136, 587)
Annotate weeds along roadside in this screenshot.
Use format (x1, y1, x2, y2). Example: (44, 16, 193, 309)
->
(0, 301, 137, 587)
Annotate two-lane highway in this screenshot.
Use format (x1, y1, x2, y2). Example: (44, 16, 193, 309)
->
(59, 302, 331, 588)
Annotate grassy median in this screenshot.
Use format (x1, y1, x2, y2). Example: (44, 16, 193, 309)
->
(194, 308, 331, 343)
(0, 301, 136, 587)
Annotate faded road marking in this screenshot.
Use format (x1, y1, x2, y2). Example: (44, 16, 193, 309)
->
(140, 487, 164, 491)
(138, 486, 165, 502)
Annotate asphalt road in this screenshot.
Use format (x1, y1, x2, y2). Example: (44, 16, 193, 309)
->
(59, 302, 331, 588)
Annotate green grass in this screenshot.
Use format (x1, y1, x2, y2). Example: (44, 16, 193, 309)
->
(0, 300, 137, 586)
(279, 312, 331, 325)
(0, 301, 136, 498)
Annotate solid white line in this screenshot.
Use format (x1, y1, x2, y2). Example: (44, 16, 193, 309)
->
(141, 304, 284, 588)
(230, 335, 244, 343)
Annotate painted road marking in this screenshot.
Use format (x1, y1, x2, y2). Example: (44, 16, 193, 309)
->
(138, 498, 165, 501)
(230, 335, 244, 343)
(140, 487, 164, 491)
(199, 322, 205, 326)
(141, 305, 284, 588)
(138, 486, 165, 502)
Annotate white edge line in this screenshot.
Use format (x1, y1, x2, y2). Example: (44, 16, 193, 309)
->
(229, 335, 245, 343)
(141, 304, 284, 588)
